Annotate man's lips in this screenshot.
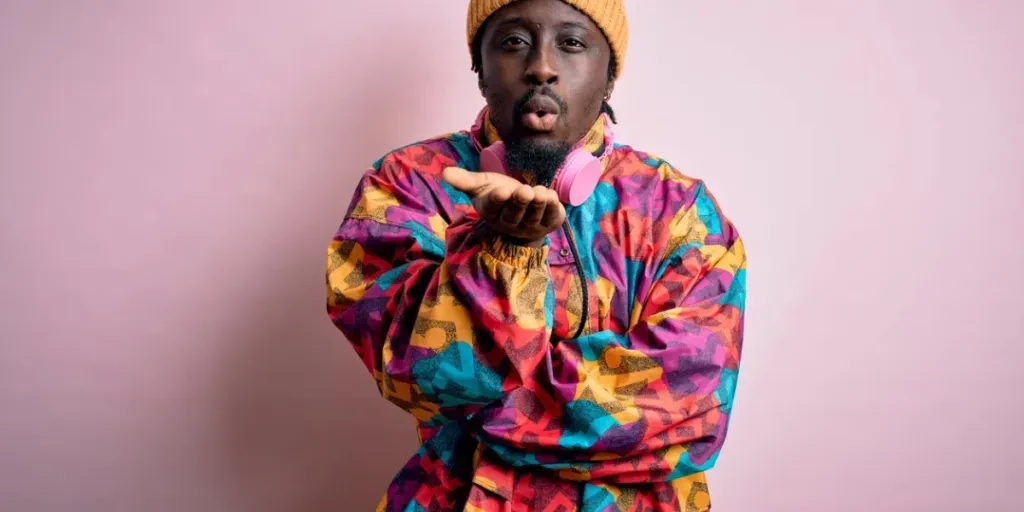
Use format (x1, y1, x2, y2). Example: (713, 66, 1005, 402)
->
(519, 95, 561, 133)
(522, 112, 558, 132)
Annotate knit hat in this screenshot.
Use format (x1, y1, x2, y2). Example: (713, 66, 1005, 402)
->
(466, 0, 628, 79)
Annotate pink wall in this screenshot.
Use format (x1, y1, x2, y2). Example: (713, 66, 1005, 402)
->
(2, 1, 1022, 510)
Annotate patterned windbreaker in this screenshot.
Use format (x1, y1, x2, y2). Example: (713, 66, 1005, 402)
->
(326, 107, 747, 511)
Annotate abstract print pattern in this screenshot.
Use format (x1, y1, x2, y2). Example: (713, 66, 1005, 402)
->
(326, 109, 747, 511)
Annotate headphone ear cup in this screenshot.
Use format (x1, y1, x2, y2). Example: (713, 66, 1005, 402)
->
(553, 149, 602, 206)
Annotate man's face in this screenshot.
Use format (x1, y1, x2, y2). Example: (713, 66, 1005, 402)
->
(478, 0, 613, 150)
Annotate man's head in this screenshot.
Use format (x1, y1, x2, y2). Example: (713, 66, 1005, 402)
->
(467, 0, 628, 185)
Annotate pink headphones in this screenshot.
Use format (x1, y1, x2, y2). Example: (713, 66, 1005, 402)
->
(473, 111, 616, 207)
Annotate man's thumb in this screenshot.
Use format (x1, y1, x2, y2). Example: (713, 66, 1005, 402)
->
(443, 167, 487, 194)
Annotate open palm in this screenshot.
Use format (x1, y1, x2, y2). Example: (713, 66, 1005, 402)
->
(443, 167, 566, 246)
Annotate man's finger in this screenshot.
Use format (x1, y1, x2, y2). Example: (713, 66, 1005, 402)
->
(443, 167, 488, 195)
(540, 192, 566, 228)
(500, 185, 535, 226)
(522, 186, 549, 226)
(478, 186, 514, 219)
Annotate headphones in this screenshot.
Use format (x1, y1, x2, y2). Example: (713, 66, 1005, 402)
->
(479, 143, 603, 207)
(473, 112, 616, 207)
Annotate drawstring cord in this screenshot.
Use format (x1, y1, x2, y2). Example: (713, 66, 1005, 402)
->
(562, 222, 589, 340)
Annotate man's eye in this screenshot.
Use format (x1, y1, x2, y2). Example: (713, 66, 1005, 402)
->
(563, 38, 586, 48)
(502, 36, 528, 47)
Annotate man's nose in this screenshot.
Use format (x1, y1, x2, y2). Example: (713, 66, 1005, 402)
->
(525, 46, 558, 86)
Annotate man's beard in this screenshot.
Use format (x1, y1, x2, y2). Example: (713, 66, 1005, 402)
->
(506, 86, 572, 187)
(504, 139, 572, 187)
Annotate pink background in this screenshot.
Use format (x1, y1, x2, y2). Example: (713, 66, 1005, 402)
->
(2, 1, 1022, 510)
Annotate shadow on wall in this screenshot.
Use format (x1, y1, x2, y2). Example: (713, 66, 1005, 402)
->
(208, 38, 430, 512)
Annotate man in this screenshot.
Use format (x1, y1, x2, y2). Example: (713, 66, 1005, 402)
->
(326, 0, 747, 510)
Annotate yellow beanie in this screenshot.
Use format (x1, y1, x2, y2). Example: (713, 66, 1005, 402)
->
(466, 0, 628, 79)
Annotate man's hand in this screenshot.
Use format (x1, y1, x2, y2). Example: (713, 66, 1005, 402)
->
(443, 167, 565, 247)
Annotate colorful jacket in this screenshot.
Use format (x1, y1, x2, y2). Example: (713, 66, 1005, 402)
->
(326, 108, 747, 512)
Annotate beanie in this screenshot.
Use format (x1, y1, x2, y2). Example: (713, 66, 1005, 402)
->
(466, 0, 628, 79)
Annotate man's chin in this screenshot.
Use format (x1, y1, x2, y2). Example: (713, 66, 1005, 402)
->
(504, 137, 573, 187)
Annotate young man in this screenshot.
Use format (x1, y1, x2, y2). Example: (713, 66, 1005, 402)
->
(326, 0, 747, 510)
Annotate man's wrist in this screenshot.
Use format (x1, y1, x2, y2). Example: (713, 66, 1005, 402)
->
(501, 235, 546, 248)
(473, 221, 548, 268)
(473, 220, 546, 248)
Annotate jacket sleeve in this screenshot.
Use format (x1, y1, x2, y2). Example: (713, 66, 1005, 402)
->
(475, 180, 747, 484)
(326, 151, 554, 426)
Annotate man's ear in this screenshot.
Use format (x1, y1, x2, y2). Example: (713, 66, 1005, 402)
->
(604, 80, 615, 102)
(478, 76, 487, 97)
